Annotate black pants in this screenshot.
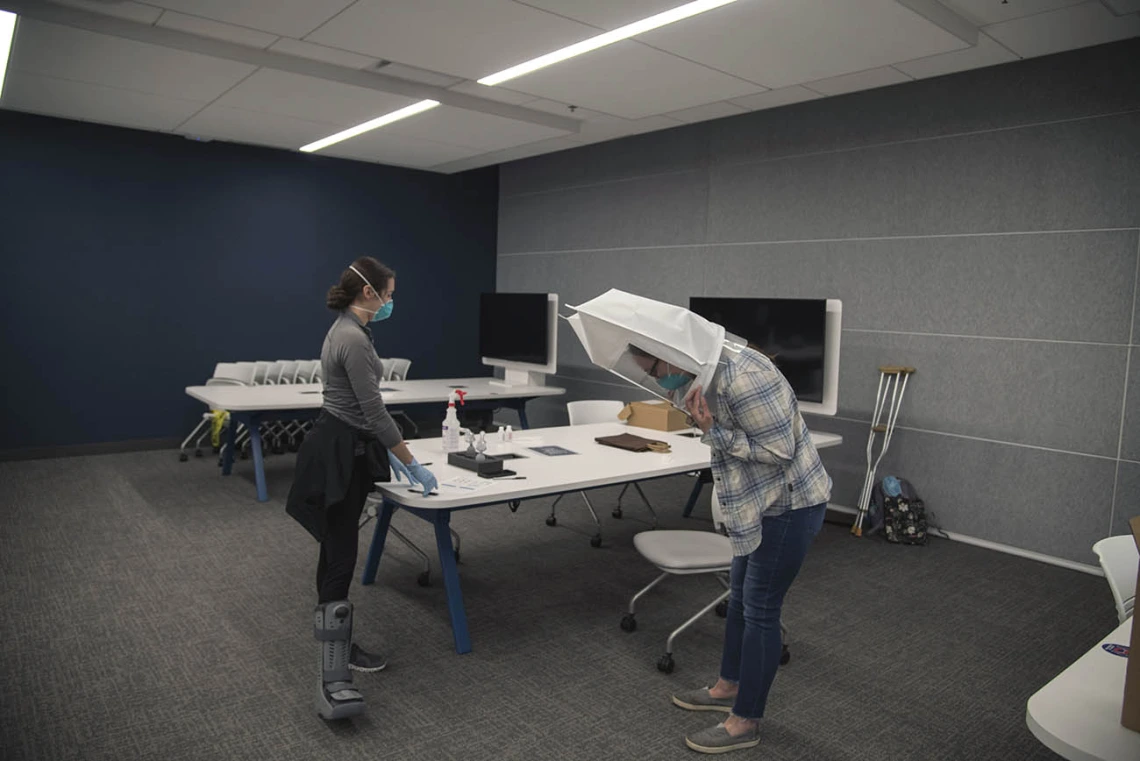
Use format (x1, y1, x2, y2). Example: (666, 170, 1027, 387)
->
(316, 454, 373, 604)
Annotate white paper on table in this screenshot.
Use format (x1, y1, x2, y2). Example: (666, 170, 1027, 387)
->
(440, 475, 497, 492)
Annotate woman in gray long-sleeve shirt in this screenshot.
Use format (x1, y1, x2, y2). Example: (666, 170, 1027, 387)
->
(289, 256, 437, 722)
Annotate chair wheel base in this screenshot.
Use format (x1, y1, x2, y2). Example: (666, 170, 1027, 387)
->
(780, 645, 790, 666)
(179, 453, 189, 462)
(590, 534, 602, 548)
(194, 449, 203, 458)
(715, 600, 728, 618)
(545, 516, 557, 527)
(620, 614, 637, 632)
(417, 571, 431, 587)
(657, 654, 675, 674)
(612, 508, 623, 519)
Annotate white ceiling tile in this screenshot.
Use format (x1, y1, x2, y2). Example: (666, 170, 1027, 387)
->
(319, 129, 482, 169)
(433, 135, 585, 172)
(178, 104, 343, 149)
(941, 0, 1088, 25)
(665, 100, 749, 123)
(156, 11, 279, 49)
(304, 0, 597, 80)
(519, 0, 694, 29)
(383, 106, 570, 151)
(1103, 0, 1140, 13)
(984, 1, 1140, 58)
(447, 80, 538, 105)
(143, 0, 356, 38)
(804, 66, 913, 96)
(503, 40, 763, 119)
(634, 0, 970, 89)
(213, 68, 417, 128)
(522, 99, 612, 120)
(377, 63, 463, 88)
(566, 114, 684, 143)
(267, 38, 380, 69)
(46, 0, 163, 24)
(1, 71, 204, 130)
(9, 20, 257, 102)
(729, 85, 822, 111)
(895, 31, 1019, 78)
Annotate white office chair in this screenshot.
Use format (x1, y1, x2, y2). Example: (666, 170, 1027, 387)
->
(180, 362, 254, 461)
(1093, 535, 1138, 623)
(387, 358, 411, 381)
(621, 487, 789, 674)
(543, 401, 657, 548)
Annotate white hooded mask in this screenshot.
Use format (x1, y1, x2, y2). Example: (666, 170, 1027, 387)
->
(564, 289, 745, 409)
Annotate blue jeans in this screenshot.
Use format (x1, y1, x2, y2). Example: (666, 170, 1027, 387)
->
(719, 503, 826, 720)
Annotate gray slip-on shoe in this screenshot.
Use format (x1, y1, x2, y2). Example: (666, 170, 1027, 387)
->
(685, 722, 760, 754)
(672, 686, 734, 713)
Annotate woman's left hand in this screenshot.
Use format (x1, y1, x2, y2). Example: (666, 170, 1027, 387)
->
(683, 385, 713, 434)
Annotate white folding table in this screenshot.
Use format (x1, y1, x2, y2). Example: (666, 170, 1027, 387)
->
(1026, 616, 1140, 761)
(360, 422, 843, 654)
(184, 378, 565, 501)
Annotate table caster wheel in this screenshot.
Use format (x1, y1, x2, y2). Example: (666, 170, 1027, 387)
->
(657, 654, 675, 674)
(179, 453, 189, 462)
(194, 449, 203, 458)
(780, 645, 790, 666)
(715, 600, 728, 618)
(590, 534, 602, 548)
(612, 508, 623, 519)
(417, 572, 431, 588)
(620, 614, 637, 633)
(546, 516, 557, 527)
(509, 500, 521, 512)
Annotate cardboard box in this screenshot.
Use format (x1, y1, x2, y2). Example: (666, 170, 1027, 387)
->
(619, 400, 691, 432)
(1123, 515, 1140, 731)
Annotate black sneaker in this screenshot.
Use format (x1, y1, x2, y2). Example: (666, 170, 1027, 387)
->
(348, 643, 387, 673)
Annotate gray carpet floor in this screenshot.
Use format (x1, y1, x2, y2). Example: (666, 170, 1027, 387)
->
(0, 449, 1117, 761)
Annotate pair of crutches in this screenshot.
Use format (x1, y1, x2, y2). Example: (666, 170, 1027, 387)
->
(851, 365, 915, 537)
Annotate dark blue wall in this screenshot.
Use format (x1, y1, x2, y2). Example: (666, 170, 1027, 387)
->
(0, 110, 498, 452)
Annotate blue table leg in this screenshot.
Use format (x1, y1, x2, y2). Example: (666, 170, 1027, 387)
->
(361, 499, 395, 585)
(682, 478, 704, 519)
(247, 413, 268, 502)
(433, 510, 472, 654)
(515, 400, 530, 430)
(221, 411, 237, 476)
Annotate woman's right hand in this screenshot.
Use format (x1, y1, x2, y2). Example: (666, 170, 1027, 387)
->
(407, 462, 438, 495)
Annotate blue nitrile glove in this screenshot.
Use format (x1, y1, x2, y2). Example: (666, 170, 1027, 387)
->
(388, 451, 415, 484)
(407, 460, 438, 496)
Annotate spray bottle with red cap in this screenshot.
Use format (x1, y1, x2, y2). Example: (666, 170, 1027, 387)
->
(442, 389, 467, 453)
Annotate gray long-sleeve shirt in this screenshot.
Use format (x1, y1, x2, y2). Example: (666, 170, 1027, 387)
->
(321, 311, 403, 449)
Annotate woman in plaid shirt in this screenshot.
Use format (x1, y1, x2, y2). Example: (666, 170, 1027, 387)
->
(631, 344, 831, 754)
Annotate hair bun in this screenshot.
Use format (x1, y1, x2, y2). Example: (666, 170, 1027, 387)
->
(326, 285, 352, 310)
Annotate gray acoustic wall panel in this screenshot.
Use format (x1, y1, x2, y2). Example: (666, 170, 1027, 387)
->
(495, 39, 1140, 563)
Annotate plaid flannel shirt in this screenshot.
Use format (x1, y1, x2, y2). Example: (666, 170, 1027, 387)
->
(702, 349, 831, 557)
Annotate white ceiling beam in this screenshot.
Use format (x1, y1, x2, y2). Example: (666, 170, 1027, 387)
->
(895, 0, 979, 46)
(0, 0, 580, 133)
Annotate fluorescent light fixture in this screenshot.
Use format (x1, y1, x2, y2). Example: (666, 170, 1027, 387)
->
(299, 99, 440, 153)
(0, 11, 17, 100)
(478, 0, 739, 86)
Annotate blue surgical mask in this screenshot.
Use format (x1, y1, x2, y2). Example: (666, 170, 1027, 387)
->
(371, 299, 393, 322)
(658, 373, 690, 391)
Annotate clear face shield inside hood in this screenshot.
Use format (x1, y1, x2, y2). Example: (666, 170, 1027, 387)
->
(564, 289, 745, 410)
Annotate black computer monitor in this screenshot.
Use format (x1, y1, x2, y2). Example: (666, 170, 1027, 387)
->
(689, 297, 827, 403)
(479, 293, 551, 368)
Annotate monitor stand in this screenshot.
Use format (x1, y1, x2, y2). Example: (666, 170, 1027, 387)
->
(489, 368, 547, 389)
